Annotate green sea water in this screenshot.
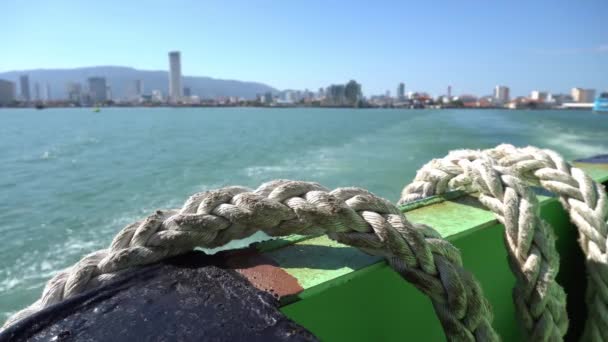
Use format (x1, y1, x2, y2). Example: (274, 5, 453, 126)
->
(1, 107, 607, 323)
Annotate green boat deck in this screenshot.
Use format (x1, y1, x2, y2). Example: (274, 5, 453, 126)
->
(251, 161, 608, 341)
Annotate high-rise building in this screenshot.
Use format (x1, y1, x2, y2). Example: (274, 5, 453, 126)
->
(44, 83, 51, 101)
(0, 79, 16, 105)
(530, 91, 549, 101)
(88, 77, 107, 103)
(494, 85, 510, 103)
(447, 85, 452, 99)
(397, 83, 405, 100)
(126, 80, 144, 101)
(19, 75, 31, 102)
(571, 88, 596, 103)
(67, 82, 83, 103)
(183, 87, 191, 97)
(168, 51, 183, 102)
(34, 82, 41, 101)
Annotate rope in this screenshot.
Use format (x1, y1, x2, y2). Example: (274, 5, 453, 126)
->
(3, 145, 606, 341)
(399, 144, 608, 341)
(2, 180, 498, 341)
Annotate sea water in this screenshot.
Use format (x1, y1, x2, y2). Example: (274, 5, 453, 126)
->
(1, 107, 607, 323)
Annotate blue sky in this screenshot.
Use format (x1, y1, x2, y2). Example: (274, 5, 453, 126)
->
(3, 0, 607, 96)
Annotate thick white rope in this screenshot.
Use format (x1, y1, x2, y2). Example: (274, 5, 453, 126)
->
(3, 145, 605, 341)
(2, 180, 497, 341)
(399, 144, 608, 341)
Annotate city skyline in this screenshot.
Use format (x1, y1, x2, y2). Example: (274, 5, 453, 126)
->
(3, 0, 607, 96)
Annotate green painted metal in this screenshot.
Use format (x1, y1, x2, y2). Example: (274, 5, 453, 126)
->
(253, 162, 607, 341)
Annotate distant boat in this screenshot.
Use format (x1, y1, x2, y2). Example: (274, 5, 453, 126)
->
(594, 92, 608, 113)
(92, 107, 101, 113)
(35, 103, 45, 110)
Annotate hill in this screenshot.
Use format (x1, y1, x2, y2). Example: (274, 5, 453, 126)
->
(0, 66, 278, 100)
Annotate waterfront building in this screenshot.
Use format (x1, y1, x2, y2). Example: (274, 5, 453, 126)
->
(34, 82, 41, 101)
(530, 91, 549, 102)
(397, 83, 405, 100)
(551, 94, 573, 105)
(183, 87, 191, 97)
(126, 80, 143, 101)
(168, 51, 183, 103)
(325, 85, 346, 105)
(44, 83, 51, 101)
(263, 92, 273, 104)
(571, 88, 596, 103)
(0, 79, 16, 105)
(494, 85, 510, 103)
(151, 90, 164, 102)
(67, 82, 82, 103)
(19, 75, 31, 102)
(88, 77, 107, 103)
(283, 90, 295, 103)
(447, 86, 452, 100)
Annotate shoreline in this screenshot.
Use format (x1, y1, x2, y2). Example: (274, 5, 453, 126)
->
(0, 104, 596, 111)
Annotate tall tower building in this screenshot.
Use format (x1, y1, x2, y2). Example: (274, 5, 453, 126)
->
(168, 51, 183, 102)
(397, 83, 405, 100)
(0, 79, 16, 105)
(20, 75, 31, 102)
(44, 83, 51, 101)
(34, 82, 41, 101)
(88, 77, 107, 103)
(67, 82, 82, 103)
(494, 85, 510, 103)
(447, 85, 452, 99)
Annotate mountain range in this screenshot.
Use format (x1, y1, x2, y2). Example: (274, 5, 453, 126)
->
(0, 66, 278, 100)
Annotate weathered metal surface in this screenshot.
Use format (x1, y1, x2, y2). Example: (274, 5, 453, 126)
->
(0, 251, 317, 342)
(225, 248, 304, 301)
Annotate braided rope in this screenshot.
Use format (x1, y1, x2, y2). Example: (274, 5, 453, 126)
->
(3, 180, 498, 341)
(399, 144, 608, 341)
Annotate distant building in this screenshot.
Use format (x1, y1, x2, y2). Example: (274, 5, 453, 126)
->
(283, 90, 295, 103)
(88, 77, 107, 103)
(19, 75, 31, 102)
(551, 93, 573, 105)
(263, 92, 273, 104)
(571, 88, 596, 103)
(34, 82, 41, 101)
(67, 82, 82, 103)
(397, 83, 405, 100)
(530, 90, 549, 101)
(44, 83, 51, 101)
(106, 86, 112, 101)
(494, 85, 510, 103)
(168, 51, 183, 102)
(317, 87, 325, 99)
(151, 90, 164, 102)
(447, 85, 452, 99)
(183, 87, 191, 97)
(126, 80, 144, 101)
(0, 79, 16, 105)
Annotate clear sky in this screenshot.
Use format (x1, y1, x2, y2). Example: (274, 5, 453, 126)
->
(3, 0, 607, 96)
